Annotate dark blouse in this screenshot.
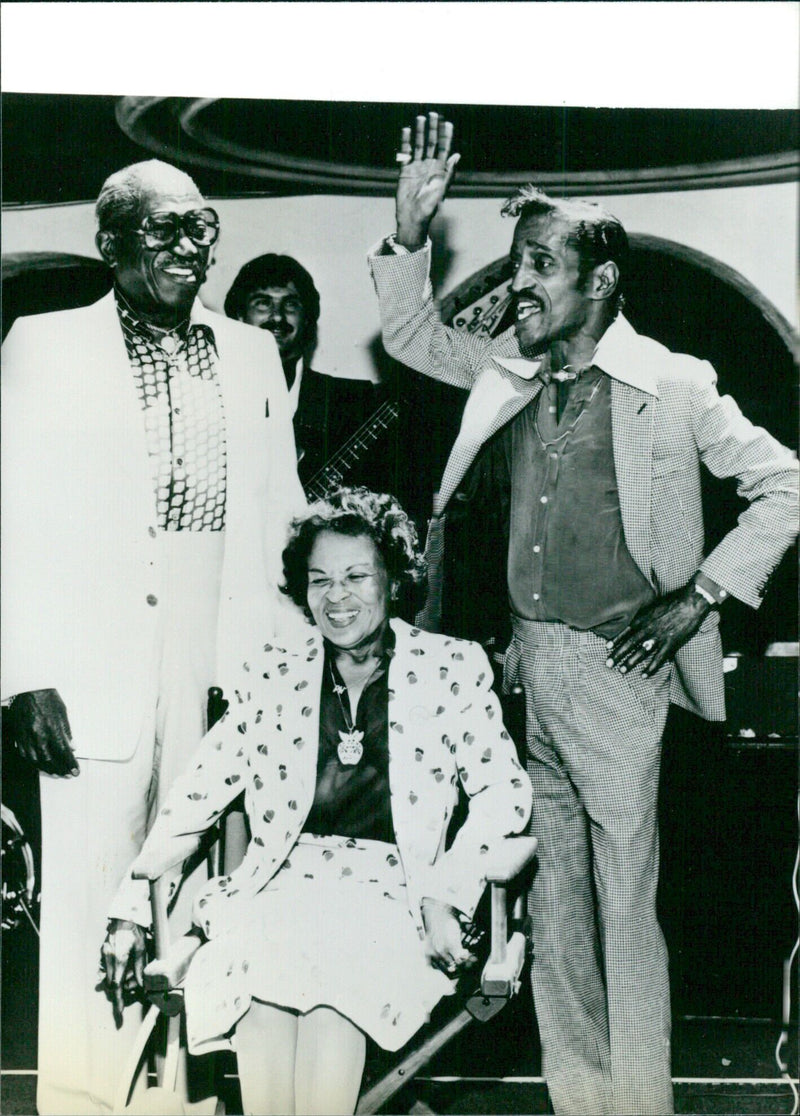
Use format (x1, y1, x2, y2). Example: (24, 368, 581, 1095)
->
(302, 629, 397, 843)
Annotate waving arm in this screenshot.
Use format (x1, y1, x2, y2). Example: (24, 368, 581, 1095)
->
(395, 112, 460, 250)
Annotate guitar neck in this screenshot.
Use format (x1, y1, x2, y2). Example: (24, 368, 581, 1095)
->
(304, 399, 400, 501)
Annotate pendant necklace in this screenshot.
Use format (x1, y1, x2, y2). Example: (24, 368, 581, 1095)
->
(329, 661, 366, 766)
(146, 321, 185, 357)
(116, 288, 187, 357)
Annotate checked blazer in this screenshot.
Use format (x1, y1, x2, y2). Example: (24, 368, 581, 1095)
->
(368, 243, 798, 721)
(123, 618, 532, 933)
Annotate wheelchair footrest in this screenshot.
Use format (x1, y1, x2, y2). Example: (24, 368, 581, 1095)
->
(465, 991, 509, 1022)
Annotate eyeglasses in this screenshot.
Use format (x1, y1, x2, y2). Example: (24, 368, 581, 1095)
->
(135, 208, 220, 250)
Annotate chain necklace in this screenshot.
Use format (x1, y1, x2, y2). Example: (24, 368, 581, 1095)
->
(329, 660, 367, 766)
(115, 287, 189, 356)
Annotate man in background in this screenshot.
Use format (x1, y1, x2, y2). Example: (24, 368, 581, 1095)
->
(226, 253, 398, 494)
(2, 159, 304, 1114)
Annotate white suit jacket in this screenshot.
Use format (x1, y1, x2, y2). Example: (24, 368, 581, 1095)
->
(121, 619, 532, 931)
(1, 291, 306, 760)
(368, 244, 799, 721)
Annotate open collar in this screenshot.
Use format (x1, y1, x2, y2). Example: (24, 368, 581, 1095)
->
(494, 315, 659, 398)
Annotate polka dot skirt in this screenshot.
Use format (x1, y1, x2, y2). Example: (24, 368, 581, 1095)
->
(183, 836, 455, 1054)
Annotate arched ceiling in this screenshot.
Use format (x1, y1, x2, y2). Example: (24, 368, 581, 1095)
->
(118, 97, 800, 195)
(2, 94, 797, 205)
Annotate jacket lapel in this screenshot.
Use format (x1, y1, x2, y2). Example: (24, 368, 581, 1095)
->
(278, 632, 325, 822)
(385, 621, 450, 863)
(192, 305, 250, 509)
(611, 378, 655, 583)
(437, 361, 540, 511)
(81, 292, 154, 526)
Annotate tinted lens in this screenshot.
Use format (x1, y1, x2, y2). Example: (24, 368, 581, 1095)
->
(184, 209, 219, 246)
(140, 215, 179, 249)
(139, 210, 220, 249)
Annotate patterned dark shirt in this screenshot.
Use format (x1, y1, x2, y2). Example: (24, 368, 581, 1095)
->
(117, 293, 227, 531)
(303, 628, 396, 843)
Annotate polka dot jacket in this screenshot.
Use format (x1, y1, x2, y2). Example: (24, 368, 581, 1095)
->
(126, 618, 532, 935)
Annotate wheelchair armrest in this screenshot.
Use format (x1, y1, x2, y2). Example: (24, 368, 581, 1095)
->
(143, 877, 204, 1016)
(144, 932, 203, 990)
(470, 837, 537, 1013)
(483, 836, 538, 883)
(143, 931, 203, 1016)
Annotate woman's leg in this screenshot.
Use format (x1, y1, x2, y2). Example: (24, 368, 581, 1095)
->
(235, 1000, 299, 1116)
(294, 1006, 367, 1116)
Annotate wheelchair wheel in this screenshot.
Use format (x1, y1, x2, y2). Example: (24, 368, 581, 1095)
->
(1, 803, 39, 934)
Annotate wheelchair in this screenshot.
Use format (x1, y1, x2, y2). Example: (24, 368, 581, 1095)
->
(113, 685, 537, 1116)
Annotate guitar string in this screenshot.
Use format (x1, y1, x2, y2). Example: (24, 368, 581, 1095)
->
(305, 399, 400, 499)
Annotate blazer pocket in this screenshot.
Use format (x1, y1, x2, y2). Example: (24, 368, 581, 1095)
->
(652, 455, 684, 479)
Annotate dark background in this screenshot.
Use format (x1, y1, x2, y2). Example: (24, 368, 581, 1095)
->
(3, 94, 798, 203)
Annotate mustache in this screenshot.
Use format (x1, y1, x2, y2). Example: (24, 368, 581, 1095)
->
(513, 287, 544, 306)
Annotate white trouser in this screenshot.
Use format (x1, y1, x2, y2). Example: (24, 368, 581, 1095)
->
(37, 532, 224, 1115)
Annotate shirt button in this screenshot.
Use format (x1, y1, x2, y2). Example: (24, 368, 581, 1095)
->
(146, 594, 158, 607)
(533, 593, 540, 601)
(148, 526, 157, 538)
(533, 545, 541, 553)
(176, 457, 183, 466)
(540, 496, 548, 504)
(550, 452, 558, 460)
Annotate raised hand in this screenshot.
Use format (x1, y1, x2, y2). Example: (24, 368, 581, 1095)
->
(5, 688, 79, 777)
(395, 112, 460, 251)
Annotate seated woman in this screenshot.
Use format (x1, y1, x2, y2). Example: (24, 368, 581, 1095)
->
(120, 487, 532, 1116)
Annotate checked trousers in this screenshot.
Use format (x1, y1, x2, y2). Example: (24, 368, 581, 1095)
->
(504, 617, 674, 1116)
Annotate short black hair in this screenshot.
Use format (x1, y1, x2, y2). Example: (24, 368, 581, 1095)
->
(224, 253, 321, 345)
(502, 185, 628, 317)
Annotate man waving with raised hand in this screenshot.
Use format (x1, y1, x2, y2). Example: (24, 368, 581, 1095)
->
(368, 112, 798, 1115)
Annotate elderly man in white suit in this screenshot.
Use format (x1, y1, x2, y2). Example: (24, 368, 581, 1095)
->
(1, 159, 304, 1114)
(368, 115, 798, 1116)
